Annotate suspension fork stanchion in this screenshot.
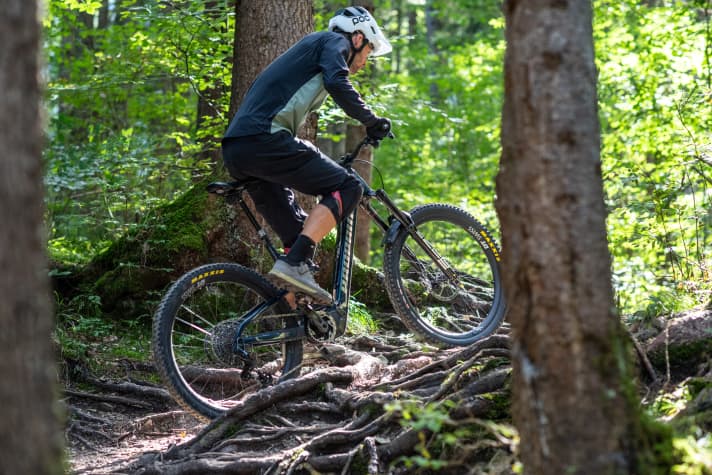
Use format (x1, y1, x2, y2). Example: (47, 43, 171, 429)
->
(359, 200, 391, 234)
(374, 189, 460, 282)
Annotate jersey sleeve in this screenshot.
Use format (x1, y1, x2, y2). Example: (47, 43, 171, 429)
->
(319, 36, 378, 127)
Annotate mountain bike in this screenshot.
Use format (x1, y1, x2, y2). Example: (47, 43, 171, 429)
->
(152, 136, 505, 419)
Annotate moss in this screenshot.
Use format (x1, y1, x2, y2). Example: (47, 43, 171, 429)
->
(350, 259, 393, 311)
(481, 387, 511, 420)
(649, 339, 712, 371)
(93, 264, 171, 318)
(671, 379, 712, 434)
(482, 357, 510, 372)
(633, 412, 677, 475)
(147, 182, 214, 258)
(607, 324, 679, 475)
(348, 455, 369, 475)
(90, 178, 215, 272)
(687, 377, 712, 399)
(82, 178, 223, 319)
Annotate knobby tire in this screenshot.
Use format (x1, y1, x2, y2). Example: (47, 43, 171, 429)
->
(383, 204, 505, 346)
(152, 263, 303, 419)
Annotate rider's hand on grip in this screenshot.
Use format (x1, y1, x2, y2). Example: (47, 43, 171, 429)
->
(366, 117, 392, 141)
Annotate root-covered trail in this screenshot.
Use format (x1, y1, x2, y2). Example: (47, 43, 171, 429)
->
(66, 308, 711, 474)
(67, 333, 514, 474)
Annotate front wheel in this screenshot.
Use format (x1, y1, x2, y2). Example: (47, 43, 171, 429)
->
(152, 263, 303, 419)
(383, 204, 505, 346)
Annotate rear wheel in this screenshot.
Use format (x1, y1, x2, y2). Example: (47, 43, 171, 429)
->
(152, 263, 303, 419)
(383, 204, 505, 346)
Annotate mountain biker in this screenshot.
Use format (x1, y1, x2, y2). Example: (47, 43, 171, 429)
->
(221, 6, 392, 304)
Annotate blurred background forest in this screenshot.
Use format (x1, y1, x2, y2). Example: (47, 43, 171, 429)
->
(46, 0, 711, 321)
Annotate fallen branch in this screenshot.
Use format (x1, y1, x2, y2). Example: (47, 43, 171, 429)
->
(64, 388, 153, 409)
(82, 376, 174, 403)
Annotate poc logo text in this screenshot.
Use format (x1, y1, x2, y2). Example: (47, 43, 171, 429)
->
(351, 15, 371, 25)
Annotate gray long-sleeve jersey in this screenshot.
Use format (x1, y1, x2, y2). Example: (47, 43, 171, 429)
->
(224, 31, 378, 139)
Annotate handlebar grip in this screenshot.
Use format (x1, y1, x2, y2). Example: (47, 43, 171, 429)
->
(370, 132, 395, 148)
(339, 134, 396, 165)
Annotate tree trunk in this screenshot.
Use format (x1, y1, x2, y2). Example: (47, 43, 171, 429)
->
(496, 1, 662, 474)
(227, 0, 317, 255)
(346, 124, 373, 263)
(229, 0, 313, 118)
(0, 0, 63, 473)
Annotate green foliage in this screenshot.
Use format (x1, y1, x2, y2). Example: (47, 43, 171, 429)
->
(357, 3, 505, 236)
(346, 296, 379, 335)
(595, 1, 712, 315)
(45, 0, 232, 263)
(386, 399, 464, 470)
(671, 435, 712, 475)
(651, 383, 694, 419)
(45, 0, 711, 318)
(385, 398, 516, 472)
(54, 289, 152, 367)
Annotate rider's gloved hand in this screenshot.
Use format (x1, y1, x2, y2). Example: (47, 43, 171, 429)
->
(366, 117, 392, 141)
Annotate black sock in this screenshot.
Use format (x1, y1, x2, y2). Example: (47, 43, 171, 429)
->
(285, 235, 315, 265)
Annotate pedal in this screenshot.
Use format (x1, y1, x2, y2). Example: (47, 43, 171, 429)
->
(295, 292, 316, 307)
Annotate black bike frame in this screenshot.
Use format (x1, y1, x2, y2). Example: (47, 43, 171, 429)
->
(226, 137, 458, 351)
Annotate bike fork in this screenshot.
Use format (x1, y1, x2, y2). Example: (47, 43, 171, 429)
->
(375, 191, 460, 282)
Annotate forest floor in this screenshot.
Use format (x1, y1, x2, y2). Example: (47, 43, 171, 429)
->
(63, 327, 513, 474)
(64, 360, 203, 474)
(62, 310, 712, 475)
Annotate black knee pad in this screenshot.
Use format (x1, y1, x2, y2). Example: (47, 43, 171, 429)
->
(320, 178, 363, 222)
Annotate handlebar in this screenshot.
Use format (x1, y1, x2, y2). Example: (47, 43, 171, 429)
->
(338, 132, 394, 168)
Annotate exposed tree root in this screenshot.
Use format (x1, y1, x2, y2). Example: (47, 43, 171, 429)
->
(65, 389, 156, 409)
(130, 334, 513, 474)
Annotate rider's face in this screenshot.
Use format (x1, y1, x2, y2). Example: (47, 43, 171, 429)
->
(349, 33, 374, 74)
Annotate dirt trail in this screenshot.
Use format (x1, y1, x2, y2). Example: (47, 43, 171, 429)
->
(65, 388, 201, 474)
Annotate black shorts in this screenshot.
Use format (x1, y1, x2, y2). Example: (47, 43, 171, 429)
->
(222, 131, 355, 248)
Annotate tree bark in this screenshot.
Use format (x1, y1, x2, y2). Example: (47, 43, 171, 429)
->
(496, 1, 652, 474)
(229, 0, 313, 119)
(0, 0, 64, 473)
(346, 124, 374, 263)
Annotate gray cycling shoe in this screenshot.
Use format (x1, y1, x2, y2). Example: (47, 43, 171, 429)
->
(268, 258, 332, 304)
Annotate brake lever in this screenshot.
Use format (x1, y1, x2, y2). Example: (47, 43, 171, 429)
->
(368, 132, 395, 149)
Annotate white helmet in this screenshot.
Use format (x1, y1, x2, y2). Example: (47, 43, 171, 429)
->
(328, 6, 392, 57)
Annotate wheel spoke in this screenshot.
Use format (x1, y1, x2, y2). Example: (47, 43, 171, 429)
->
(176, 315, 212, 337)
(385, 205, 505, 346)
(179, 303, 217, 330)
(153, 263, 303, 419)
